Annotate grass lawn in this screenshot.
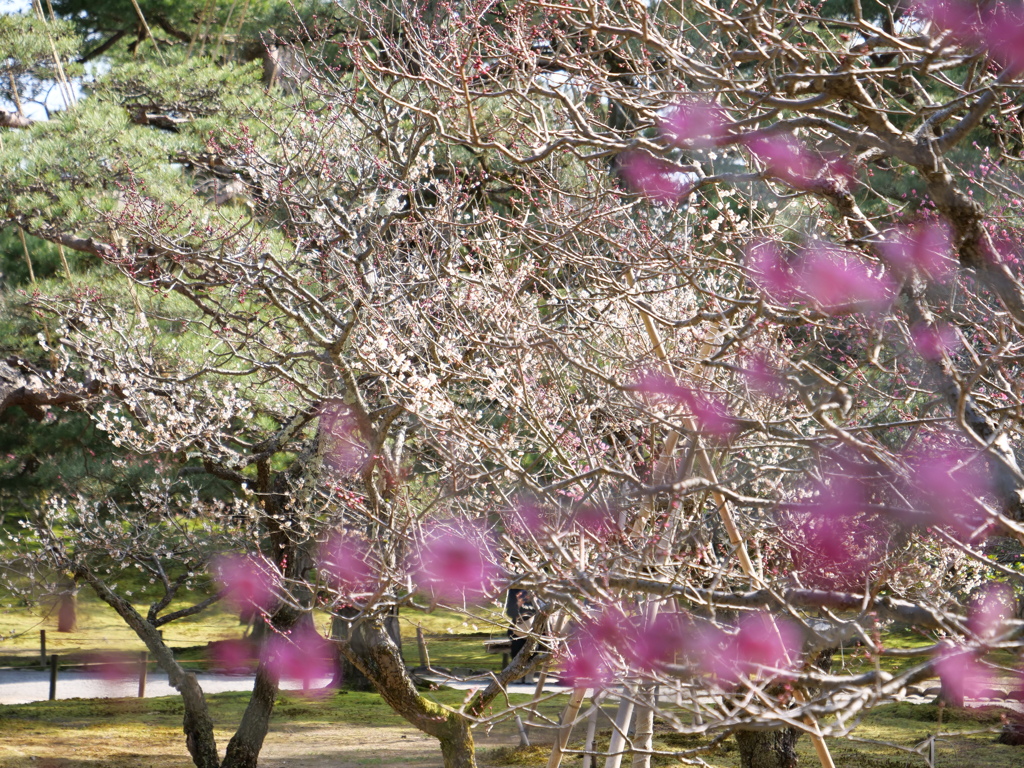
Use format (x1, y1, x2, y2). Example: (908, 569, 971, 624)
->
(0, 588, 509, 672)
(0, 688, 1020, 767)
(2, 596, 1022, 767)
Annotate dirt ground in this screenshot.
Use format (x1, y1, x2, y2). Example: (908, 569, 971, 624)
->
(0, 715, 536, 768)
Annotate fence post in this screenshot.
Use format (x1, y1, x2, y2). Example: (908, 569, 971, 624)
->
(39, 630, 46, 668)
(48, 654, 58, 701)
(138, 651, 148, 698)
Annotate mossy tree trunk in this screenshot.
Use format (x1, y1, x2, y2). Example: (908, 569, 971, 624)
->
(339, 618, 477, 768)
(735, 729, 800, 768)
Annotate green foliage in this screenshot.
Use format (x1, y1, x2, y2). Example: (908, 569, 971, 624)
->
(0, 12, 82, 112)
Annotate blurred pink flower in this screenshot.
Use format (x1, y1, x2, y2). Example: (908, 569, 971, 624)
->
(413, 522, 499, 601)
(906, 448, 990, 539)
(209, 639, 258, 674)
(625, 612, 687, 673)
(213, 554, 279, 613)
(659, 100, 729, 148)
(784, 473, 889, 589)
(794, 244, 895, 314)
(968, 583, 1012, 640)
(619, 151, 698, 205)
(318, 534, 373, 595)
(635, 371, 735, 439)
(746, 240, 796, 304)
(92, 652, 140, 684)
(504, 497, 548, 536)
(264, 627, 334, 693)
(321, 400, 369, 475)
(879, 221, 956, 281)
(909, 322, 959, 361)
(742, 354, 786, 398)
(747, 134, 820, 187)
(918, 0, 1024, 72)
(570, 503, 617, 535)
(698, 613, 800, 687)
(985, 8, 1024, 73)
(934, 645, 988, 702)
(560, 635, 614, 687)
(917, 0, 978, 44)
(586, 604, 631, 651)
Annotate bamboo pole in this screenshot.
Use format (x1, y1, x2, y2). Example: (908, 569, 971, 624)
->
(603, 684, 635, 768)
(547, 687, 588, 768)
(626, 269, 836, 768)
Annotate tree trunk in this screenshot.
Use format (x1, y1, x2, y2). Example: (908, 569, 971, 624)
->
(735, 728, 800, 768)
(337, 618, 477, 768)
(221, 662, 280, 768)
(332, 610, 375, 690)
(439, 715, 476, 768)
(57, 579, 77, 632)
(997, 714, 1024, 746)
(77, 568, 220, 768)
(937, 676, 965, 708)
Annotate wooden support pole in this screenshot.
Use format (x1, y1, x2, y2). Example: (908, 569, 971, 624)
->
(138, 651, 148, 698)
(523, 667, 549, 739)
(39, 630, 46, 668)
(416, 626, 430, 668)
(603, 685, 636, 768)
(581, 693, 602, 768)
(48, 654, 58, 701)
(547, 687, 588, 768)
(627, 274, 836, 768)
(515, 713, 531, 747)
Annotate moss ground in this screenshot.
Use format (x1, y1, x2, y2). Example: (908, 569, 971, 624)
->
(2, 599, 1023, 766)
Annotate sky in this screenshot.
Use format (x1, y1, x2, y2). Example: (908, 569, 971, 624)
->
(3, 1, 86, 119)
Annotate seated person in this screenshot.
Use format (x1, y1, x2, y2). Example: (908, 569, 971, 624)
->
(505, 588, 540, 660)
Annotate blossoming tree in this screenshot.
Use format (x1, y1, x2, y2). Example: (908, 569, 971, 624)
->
(3, 0, 1024, 767)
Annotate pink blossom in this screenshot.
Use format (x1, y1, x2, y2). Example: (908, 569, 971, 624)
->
(659, 100, 729, 148)
(318, 534, 373, 595)
(321, 400, 368, 475)
(698, 613, 800, 687)
(794, 244, 894, 314)
(909, 322, 959, 361)
(746, 134, 820, 187)
(933, 645, 988, 702)
(264, 627, 334, 694)
(213, 554, 279, 613)
(413, 522, 499, 601)
(209, 639, 258, 674)
(879, 221, 956, 281)
(619, 151, 697, 205)
(746, 240, 796, 304)
(906, 448, 990, 539)
(634, 371, 735, 439)
(968, 583, 1012, 640)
